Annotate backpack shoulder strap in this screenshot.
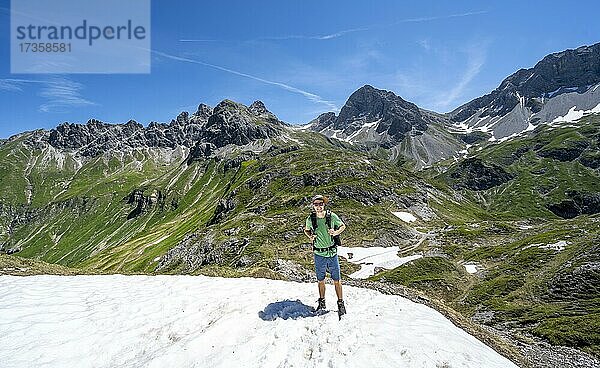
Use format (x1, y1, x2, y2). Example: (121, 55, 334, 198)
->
(325, 209, 332, 229)
(310, 211, 318, 231)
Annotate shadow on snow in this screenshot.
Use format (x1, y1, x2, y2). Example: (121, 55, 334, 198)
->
(258, 299, 328, 321)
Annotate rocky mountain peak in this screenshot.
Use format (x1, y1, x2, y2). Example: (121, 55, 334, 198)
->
(249, 100, 278, 121)
(125, 119, 142, 128)
(336, 84, 427, 134)
(36, 97, 283, 158)
(308, 112, 336, 132)
(450, 42, 600, 125)
(174, 111, 190, 125)
(209, 100, 253, 123)
(193, 103, 213, 121)
(200, 99, 282, 149)
(249, 100, 268, 114)
(306, 85, 460, 168)
(496, 43, 600, 100)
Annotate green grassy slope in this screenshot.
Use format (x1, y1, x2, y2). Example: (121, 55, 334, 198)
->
(375, 115, 600, 355)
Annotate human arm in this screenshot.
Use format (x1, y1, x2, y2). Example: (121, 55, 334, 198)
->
(328, 212, 346, 236)
(304, 217, 316, 242)
(304, 227, 316, 242)
(328, 223, 345, 236)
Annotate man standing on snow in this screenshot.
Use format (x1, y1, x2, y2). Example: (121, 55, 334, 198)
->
(304, 195, 347, 319)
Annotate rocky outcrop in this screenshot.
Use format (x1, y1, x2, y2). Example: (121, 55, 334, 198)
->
(546, 260, 600, 301)
(186, 142, 216, 164)
(579, 151, 600, 169)
(208, 192, 237, 225)
(0, 202, 37, 238)
(547, 191, 600, 219)
(308, 112, 336, 132)
(222, 153, 258, 171)
(449, 158, 515, 191)
(191, 103, 212, 123)
(199, 100, 282, 149)
(460, 131, 492, 144)
(266, 144, 300, 156)
(249, 100, 278, 121)
(125, 189, 174, 219)
(273, 259, 314, 282)
(537, 140, 589, 161)
(155, 231, 249, 272)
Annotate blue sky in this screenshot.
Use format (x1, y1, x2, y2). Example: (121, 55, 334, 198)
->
(0, 0, 599, 139)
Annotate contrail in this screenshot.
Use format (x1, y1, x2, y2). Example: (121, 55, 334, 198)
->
(180, 10, 488, 42)
(150, 49, 338, 111)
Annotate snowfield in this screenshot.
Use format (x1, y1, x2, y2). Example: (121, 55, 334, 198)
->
(392, 211, 417, 223)
(337, 246, 422, 279)
(0, 275, 517, 368)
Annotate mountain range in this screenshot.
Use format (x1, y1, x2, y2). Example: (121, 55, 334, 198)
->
(1, 42, 600, 367)
(308, 42, 600, 168)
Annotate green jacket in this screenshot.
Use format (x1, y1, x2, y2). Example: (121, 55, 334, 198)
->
(305, 211, 344, 257)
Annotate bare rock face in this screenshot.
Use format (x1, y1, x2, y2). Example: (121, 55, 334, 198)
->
(547, 191, 600, 219)
(448, 43, 600, 139)
(448, 158, 515, 191)
(450, 43, 600, 123)
(124, 189, 178, 220)
(208, 195, 237, 225)
(537, 140, 589, 161)
(155, 231, 249, 273)
(192, 103, 213, 122)
(35, 99, 283, 159)
(309, 85, 430, 147)
(307, 85, 463, 167)
(337, 85, 428, 140)
(186, 142, 216, 164)
(199, 100, 282, 149)
(308, 112, 336, 132)
(249, 100, 278, 121)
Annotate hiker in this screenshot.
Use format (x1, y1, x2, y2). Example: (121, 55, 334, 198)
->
(304, 195, 347, 318)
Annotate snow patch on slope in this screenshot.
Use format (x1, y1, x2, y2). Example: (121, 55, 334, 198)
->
(392, 211, 417, 223)
(552, 103, 600, 123)
(337, 246, 422, 279)
(0, 275, 517, 368)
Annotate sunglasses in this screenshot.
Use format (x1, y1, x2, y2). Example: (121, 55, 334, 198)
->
(313, 202, 324, 206)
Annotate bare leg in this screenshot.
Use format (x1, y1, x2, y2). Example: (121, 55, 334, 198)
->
(334, 280, 343, 300)
(318, 280, 325, 298)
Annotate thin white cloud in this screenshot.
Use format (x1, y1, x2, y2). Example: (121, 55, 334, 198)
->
(179, 10, 487, 42)
(0, 80, 23, 92)
(398, 10, 488, 24)
(38, 77, 96, 113)
(0, 78, 47, 91)
(1, 77, 96, 113)
(150, 49, 338, 111)
(256, 26, 372, 41)
(391, 40, 490, 113)
(436, 44, 487, 110)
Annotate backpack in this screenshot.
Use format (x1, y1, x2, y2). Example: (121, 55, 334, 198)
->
(310, 209, 342, 247)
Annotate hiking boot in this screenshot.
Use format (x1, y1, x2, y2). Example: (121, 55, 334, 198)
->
(337, 299, 346, 317)
(316, 297, 326, 311)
